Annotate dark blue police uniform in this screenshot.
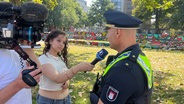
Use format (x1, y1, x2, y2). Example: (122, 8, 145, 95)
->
(90, 10, 153, 104)
(100, 44, 152, 103)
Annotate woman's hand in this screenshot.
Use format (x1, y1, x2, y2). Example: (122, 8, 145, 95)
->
(72, 62, 94, 73)
(62, 81, 69, 89)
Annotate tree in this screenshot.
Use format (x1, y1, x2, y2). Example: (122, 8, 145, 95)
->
(74, 2, 88, 28)
(46, 0, 85, 30)
(169, 0, 184, 30)
(46, 2, 62, 30)
(132, 0, 174, 33)
(43, 0, 57, 10)
(7, 0, 57, 9)
(87, 0, 114, 27)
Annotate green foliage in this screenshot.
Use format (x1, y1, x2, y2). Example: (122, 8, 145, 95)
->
(132, 0, 174, 33)
(46, 3, 62, 29)
(33, 45, 184, 104)
(43, 0, 57, 10)
(132, 0, 153, 21)
(169, 0, 184, 30)
(74, 4, 88, 28)
(6, 0, 57, 8)
(45, 0, 87, 30)
(87, 0, 114, 27)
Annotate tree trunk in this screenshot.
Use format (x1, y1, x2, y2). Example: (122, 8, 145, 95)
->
(9, 0, 21, 5)
(155, 9, 161, 34)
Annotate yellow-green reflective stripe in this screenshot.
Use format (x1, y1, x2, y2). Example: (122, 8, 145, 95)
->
(103, 51, 131, 76)
(137, 55, 153, 89)
(103, 51, 153, 89)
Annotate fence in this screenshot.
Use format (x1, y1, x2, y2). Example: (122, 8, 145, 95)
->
(66, 31, 184, 50)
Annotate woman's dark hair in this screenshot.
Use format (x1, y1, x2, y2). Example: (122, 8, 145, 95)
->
(43, 30, 68, 66)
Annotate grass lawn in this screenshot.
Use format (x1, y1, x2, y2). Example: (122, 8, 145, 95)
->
(32, 44, 184, 104)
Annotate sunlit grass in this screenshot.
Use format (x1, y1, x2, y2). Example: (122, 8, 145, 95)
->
(144, 49, 184, 104)
(32, 44, 184, 104)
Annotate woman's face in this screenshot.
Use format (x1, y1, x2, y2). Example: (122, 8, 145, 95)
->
(49, 34, 67, 53)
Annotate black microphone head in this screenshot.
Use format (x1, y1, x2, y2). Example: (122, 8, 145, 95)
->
(0, 2, 13, 11)
(0, 2, 14, 19)
(20, 2, 48, 22)
(90, 49, 108, 65)
(96, 49, 108, 60)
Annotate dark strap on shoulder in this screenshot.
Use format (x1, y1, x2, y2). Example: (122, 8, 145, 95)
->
(106, 55, 115, 66)
(128, 49, 140, 62)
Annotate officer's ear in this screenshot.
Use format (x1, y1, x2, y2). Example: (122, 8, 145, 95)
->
(116, 28, 119, 35)
(116, 29, 122, 37)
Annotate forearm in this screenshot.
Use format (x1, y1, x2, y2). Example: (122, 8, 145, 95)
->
(55, 67, 78, 83)
(56, 63, 93, 83)
(0, 81, 23, 103)
(43, 62, 94, 83)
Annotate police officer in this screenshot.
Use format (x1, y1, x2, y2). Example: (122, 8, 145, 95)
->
(90, 10, 153, 104)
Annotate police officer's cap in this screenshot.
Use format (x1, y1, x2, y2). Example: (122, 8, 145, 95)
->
(104, 10, 142, 28)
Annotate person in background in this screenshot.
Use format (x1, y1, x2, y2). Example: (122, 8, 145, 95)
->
(90, 10, 153, 104)
(0, 41, 42, 104)
(37, 30, 94, 104)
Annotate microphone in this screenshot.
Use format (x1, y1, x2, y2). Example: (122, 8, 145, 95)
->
(0, 2, 16, 19)
(0, 2, 13, 11)
(84, 49, 108, 73)
(20, 2, 48, 22)
(91, 49, 108, 65)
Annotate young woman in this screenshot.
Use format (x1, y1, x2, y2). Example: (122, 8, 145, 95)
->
(37, 30, 94, 104)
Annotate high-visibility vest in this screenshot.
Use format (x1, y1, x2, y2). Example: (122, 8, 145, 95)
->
(103, 51, 153, 89)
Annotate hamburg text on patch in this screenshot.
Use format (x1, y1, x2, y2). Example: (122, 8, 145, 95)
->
(106, 86, 119, 102)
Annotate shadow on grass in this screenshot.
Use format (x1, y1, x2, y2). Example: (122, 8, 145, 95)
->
(69, 72, 97, 104)
(153, 70, 184, 104)
(69, 52, 103, 104)
(68, 52, 100, 104)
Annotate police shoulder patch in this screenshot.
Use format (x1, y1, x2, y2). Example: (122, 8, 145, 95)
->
(106, 86, 119, 102)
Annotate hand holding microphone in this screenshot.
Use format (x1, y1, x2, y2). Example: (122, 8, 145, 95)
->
(84, 49, 108, 73)
(70, 49, 108, 73)
(91, 49, 108, 65)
